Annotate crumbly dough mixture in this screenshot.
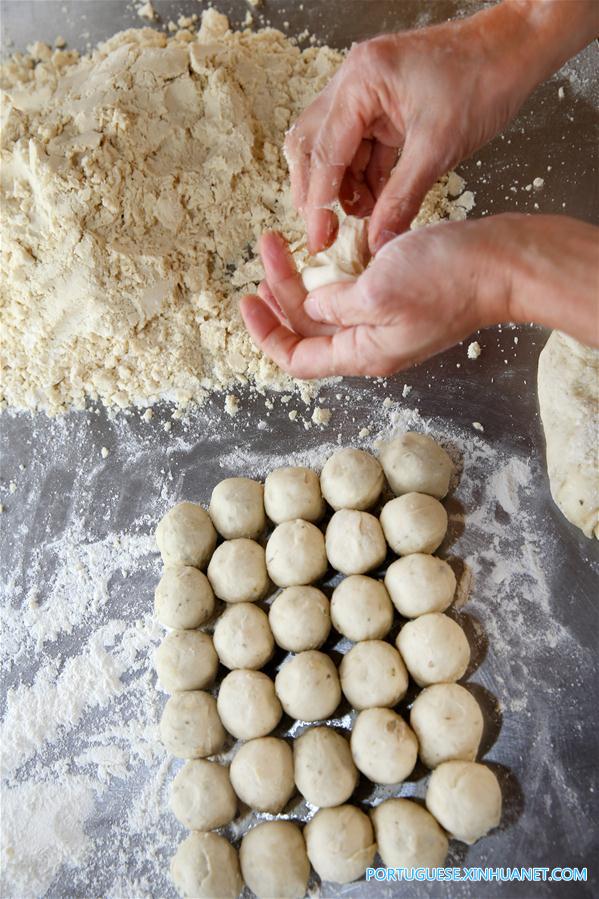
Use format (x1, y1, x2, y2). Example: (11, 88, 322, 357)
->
(1, 10, 472, 415)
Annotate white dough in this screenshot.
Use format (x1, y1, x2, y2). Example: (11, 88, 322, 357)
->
(160, 690, 225, 759)
(340, 640, 408, 710)
(385, 554, 456, 618)
(207, 538, 268, 603)
(325, 509, 386, 575)
(155, 501, 217, 568)
(380, 492, 448, 555)
(240, 821, 309, 899)
(213, 602, 274, 670)
(331, 576, 394, 641)
(371, 798, 449, 869)
(301, 215, 370, 292)
(264, 467, 324, 523)
(230, 737, 295, 813)
(269, 586, 330, 651)
(379, 432, 453, 499)
(426, 760, 502, 844)
(350, 708, 418, 784)
(170, 759, 237, 830)
(209, 477, 266, 539)
(396, 613, 470, 687)
(410, 683, 484, 768)
(293, 726, 357, 807)
(217, 669, 282, 741)
(305, 805, 376, 884)
(266, 519, 327, 587)
(320, 447, 384, 511)
(170, 831, 242, 899)
(154, 630, 218, 692)
(154, 566, 215, 629)
(275, 650, 340, 721)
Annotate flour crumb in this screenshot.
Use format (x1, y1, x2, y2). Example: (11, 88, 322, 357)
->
(100, 447, 110, 459)
(142, 408, 154, 422)
(163, 422, 172, 433)
(8, 481, 17, 494)
(533, 177, 545, 189)
(402, 385, 412, 399)
(137, 1, 157, 20)
(312, 407, 332, 427)
(383, 397, 393, 408)
(288, 410, 298, 421)
(358, 427, 370, 438)
(54, 35, 66, 48)
(472, 421, 484, 432)
(225, 395, 240, 417)
(558, 86, 565, 99)
(467, 341, 482, 360)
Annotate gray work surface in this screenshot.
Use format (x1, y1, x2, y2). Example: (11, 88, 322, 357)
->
(1, 2, 598, 898)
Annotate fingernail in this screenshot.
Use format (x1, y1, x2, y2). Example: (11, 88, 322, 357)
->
(373, 229, 399, 254)
(304, 296, 322, 320)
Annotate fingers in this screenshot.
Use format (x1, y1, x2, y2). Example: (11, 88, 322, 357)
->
(303, 280, 369, 328)
(339, 139, 376, 217)
(366, 142, 399, 201)
(257, 280, 288, 325)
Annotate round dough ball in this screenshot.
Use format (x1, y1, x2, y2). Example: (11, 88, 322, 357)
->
(340, 640, 408, 710)
(217, 669, 282, 740)
(320, 448, 384, 511)
(230, 737, 294, 813)
(396, 613, 470, 687)
(209, 477, 265, 540)
(264, 467, 324, 523)
(380, 493, 448, 555)
(330, 576, 393, 641)
(207, 538, 268, 603)
(154, 630, 218, 692)
(426, 760, 502, 844)
(379, 432, 453, 499)
(170, 759, 236, 830)
(294, 726, 357, 807)
(266, 520, 327, 587)
(160, 691, 225, 759)
(410, 683, 483, 769)
(269, 586, 330, 652)
(325, 510, 386, 575)
(275, 651, 340, 721)
(156, 502, 217, 569)
(240, 821, 309, 899)
(213, 603, 274, 670)
(170, 831, 242, 899)
(154, 566, 215, 629)
(305, 806, 376, 884)
(371, 798, 448, 869)
(351, 708, 417, 784)
(385, 554, 456, 618)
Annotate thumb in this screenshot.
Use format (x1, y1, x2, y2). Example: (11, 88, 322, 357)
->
(303, 279, 369, 327)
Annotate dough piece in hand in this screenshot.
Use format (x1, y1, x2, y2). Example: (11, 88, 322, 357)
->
(301, 215, 371, 292)
(217, 669, 282, 740)
(380, 493, 448, 555)
(385, 554, 456, 618)
(207, 538, 268, 602)
(371, 798, 449, 869)
(396, 613, 470, 687)
(351, 708, 418, 784)
(170, 759, 237, 830)
(269, 586, 330, 651)
(410, 683, 483, 769)
(275, 651, 341, 721)
(154, 566, 215, 629)
(230, 737, 295, 813)
(160, 690, 225, 758)
(305, 805, 376, 884)
(320, 447, 384, 511)
(293, 726, 357, 807)
(379, 433, 453, 499)
(340, 640, 408, 710)
(213, 602, 274, 670)
(264, 467, 324, 523)
(156, 502, 217, 568)
(209, 477, 265, 540)
(266, 520, 327, 587)
(325, 510, 386, 575)
(170, 831, 242, 899)
(426, 760, 502, 844)
(154, 630, 218, 692)
(240, 821, 309, 899)
(331, 575, 393, 641)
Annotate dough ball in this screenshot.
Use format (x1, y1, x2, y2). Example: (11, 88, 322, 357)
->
(305, 805, 376, 884)
(294, 726, 357, 807)
(410, 683, 483, 769)
(160, 690, 225, 759)
(154, 566, 215, 629)
(426, 760, 502, 844)
(154, 630, 218, 692)
(170, 831, 242, 899)
(320, 447, 384, 511)
(301, 216, 370, 291)
(266, 520, 327, 587)
(269, 586, 330, 651)
(371, 798, 448, 869)
(396, 613, 470, 687)
(207, 538, 268, 603)
(380, 492, 448, 555)
(340, 640, 408, 710)
(170, 759, 236, 830)
(350, 708, 417, 784)
(209, 477, 265, 540)
(230, 737, 295, 813)
(217, 669, 282, 740)
(330, 575, 393, 641)
(240, 821, 309, 899)
(213, 602, 274, 670)
(379, 432, 453, 499)
(264, 467, 324, 523)
(385, 554, 456, 618)
(325, 510, 386, 575)
(155, 501, 217, 569)
(275, 651, 340, 721)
